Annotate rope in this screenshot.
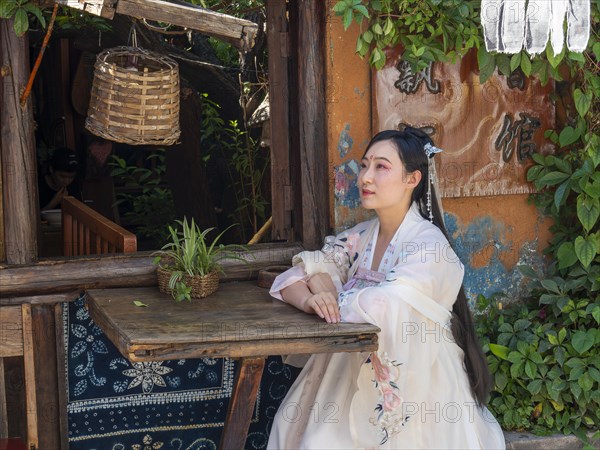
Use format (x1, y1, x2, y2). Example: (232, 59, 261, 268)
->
(141, 18, 188, 35)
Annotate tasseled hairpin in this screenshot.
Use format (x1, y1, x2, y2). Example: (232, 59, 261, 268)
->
(423, 142, 443, 222)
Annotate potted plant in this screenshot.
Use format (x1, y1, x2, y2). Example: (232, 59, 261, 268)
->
(153, 218, 248, 301)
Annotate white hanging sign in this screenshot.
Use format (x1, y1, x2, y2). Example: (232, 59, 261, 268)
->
(480, 0, 590, 55)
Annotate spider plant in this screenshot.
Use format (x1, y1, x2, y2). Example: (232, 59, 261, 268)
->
(153, 218, 249, 301)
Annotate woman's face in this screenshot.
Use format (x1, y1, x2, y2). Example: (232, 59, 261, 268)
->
(50, 169, 76, 188)
(358, 140, 420, 214)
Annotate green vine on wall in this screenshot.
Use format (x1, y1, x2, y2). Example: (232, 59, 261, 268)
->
(334, 0, 600, 441)
(333, 0, 481, 71)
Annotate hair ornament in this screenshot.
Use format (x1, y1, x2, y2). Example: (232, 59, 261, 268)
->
(424, 142, 443, 158)
(424, 142, 442, 222)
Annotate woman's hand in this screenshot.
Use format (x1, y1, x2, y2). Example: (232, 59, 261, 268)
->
(304, 291, 340, 323)
(307, 273, 337, 295)
(280, 273, 340, 323)
(43, 187, 67, 211)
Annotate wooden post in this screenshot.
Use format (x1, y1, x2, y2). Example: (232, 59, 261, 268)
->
(21, 304, 39, 449)
(1, 19, 38, 264)
(296, 0, 328, 249)
(266, 0, 292, 241)
(220, 357, 265, 449)
(31, 304, 61, 449)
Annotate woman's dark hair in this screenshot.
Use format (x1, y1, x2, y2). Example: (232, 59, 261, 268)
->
(50, 147, 79, 173)
(364, 128, 492, 406)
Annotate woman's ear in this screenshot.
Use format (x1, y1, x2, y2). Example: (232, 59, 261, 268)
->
(406, 170, 422, 187)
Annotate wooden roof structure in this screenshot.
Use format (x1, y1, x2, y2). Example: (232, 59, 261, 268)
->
(57, 0, 258, 51)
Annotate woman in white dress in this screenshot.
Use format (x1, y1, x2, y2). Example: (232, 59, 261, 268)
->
(266, 128, 506, 449)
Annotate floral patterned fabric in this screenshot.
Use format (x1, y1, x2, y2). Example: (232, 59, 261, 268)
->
(64, 295, 300, 449)
(267, 203, 506, 449)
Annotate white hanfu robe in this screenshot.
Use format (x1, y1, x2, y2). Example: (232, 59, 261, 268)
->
(267, 203, 506, 449)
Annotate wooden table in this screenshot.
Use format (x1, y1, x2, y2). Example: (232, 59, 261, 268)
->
(86, 282, 380, 449)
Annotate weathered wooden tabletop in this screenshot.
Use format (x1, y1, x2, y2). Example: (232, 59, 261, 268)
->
(86, 282, 380, 362)
(86, 281, 380, 449)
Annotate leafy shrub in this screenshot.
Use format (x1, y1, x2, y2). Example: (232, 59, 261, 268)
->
(200, 93, 269, 241)
(109, 149, 176, 248)
(476, 292, 599, 443)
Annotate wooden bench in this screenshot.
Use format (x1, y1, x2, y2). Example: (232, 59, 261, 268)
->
(62, 196, 137, 256)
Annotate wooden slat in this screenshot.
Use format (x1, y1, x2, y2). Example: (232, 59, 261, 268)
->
(62, 196, 136, 256)
(78, 221, 84, 254)
(84, 227, 90, 255)
(0, 145, 4, 262)
(31, 304, 61, 449)
(296, 0, 329, 249)
(127, 334, 379, 361)
(1, 292, 80, 307)
(115, 0, 258, 51)
(0, 242, 303, 298)
(62, 208, 73, 257)
(266, 0, 292, 241)
(54, 303, 69, 450)
(220, 357, 265, 449)
(0, 306, 23, 357)
(0, 358, 7, 438)
(21, 304, 38, 449)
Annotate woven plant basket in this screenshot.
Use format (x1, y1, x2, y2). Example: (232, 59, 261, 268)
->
(157, 266, 220, 299)
(85, 46, 180, 145)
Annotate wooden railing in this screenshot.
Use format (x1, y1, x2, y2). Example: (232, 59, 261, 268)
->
(62, 196, 137, 256)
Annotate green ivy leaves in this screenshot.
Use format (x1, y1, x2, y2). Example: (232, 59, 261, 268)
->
(0, 0, 45, 36)
(528, 144, 600, 270)
(333, 0, 368, 31)
(574, 89, 593, 118)
(476, 290, 600, 438)
(333, 0, 481, 71)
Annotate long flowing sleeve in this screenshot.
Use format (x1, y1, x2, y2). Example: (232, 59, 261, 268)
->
(269, 220, 376, 300)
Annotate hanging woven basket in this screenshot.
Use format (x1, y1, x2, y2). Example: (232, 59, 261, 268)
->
(85, 46, 181, 145)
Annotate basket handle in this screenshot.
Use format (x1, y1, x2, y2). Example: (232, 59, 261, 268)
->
(126, 24, 139, 68)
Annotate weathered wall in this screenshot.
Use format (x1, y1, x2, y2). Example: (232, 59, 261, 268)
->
(325, 7, 373, 230)
(443, 195, 552, 301)
(324, 3, 553, 302)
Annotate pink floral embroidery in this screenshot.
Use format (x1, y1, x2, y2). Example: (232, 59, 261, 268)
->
(382, 386, 402, 411)
(369, 352, 410, 444)
(371, 353, 390, 383)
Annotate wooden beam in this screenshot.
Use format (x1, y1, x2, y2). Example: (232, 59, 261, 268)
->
(296, 0, 328, 249)
(115, 0, 258, 51)
(266, 0, 292, 241)
(0, 242, 303, 298)
(0, 19, 38, 264)
(56, 0, 117, 19)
